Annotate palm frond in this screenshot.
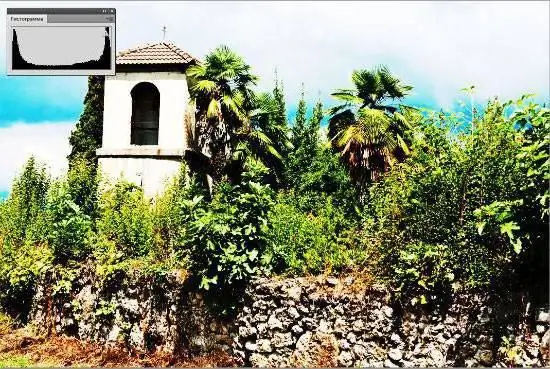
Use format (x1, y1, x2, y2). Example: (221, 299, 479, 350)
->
(327, 104, 351, 117)
(328, 109, 356, 140)
(206, 98, 221, 119)
(396, 133, 410, 155)
(247, 130, 283, 161)
(331, 91, 364, 105)
(221, 93, 241, 116)
(377, 65, 412, 99)
(392, 111, 413, 131)
(353, 69, 381, 105)
(186, 64, 206, 79)
(192, 80, 217, 93)
(248, 130, 275, 147)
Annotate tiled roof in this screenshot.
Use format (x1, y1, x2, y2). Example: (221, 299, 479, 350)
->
(116, 42, 199, 65)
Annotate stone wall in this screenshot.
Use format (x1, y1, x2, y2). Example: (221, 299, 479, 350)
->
(29, 266, 233, 355)
(26, 269, 549, 367)
(233, 276, 550, 367)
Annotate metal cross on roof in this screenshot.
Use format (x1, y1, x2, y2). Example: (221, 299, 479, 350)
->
(162, 26, 167, 40)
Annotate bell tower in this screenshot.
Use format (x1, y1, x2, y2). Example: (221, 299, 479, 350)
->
(96, 41, 199, 197)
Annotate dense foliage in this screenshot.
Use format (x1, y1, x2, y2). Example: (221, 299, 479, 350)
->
(67, 75, 104, 165)
(180, 160, 275, 291)
(266, 192, 362, 275)
(363, 97, 549, 305)
(0, 45, 547, 317)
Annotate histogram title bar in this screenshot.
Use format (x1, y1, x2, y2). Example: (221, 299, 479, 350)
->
(7, 8, 116, 15)
(47, 15, 115, 23)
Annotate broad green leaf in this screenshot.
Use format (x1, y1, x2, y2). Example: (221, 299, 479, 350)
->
(500, 221, 520, 240)
(476, 221, 486, 235)
(512, 238, 522, 254)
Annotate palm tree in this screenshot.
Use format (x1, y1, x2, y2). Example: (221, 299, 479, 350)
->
(328, 65, 418, 191)
(187, 46, 291, 187)
(186, 45, 258, 183)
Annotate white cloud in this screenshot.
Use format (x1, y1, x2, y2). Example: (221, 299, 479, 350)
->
(1, 1, 548, 107)
(0, 121, 73, 191)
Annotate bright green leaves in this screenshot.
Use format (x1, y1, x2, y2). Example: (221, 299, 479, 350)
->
(393, 242, 454, 306)
(474, 200, 524, 254)
(365, 96, 548, 304)
(199, 275, 218, 291)
(512, 100, 550, 220)
(264, 192, 359, 275)
(500, 221, 520, 241)
(0, 157, 50, 248)
(95, 181, 155, 264)
(180, 168, 275, 291)
(510, 238, 523, 255)
(46, 183, 93, 263)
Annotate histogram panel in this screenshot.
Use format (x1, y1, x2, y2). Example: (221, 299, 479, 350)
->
(6, 8, 116, 76)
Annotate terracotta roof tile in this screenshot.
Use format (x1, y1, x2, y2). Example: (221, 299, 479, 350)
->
(116, 42, 199, 65)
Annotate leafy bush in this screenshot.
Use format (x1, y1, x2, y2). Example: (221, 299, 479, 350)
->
(152, 163, 206, 260)
(0, 158, 52, 311)
(66, 156, 100, 219)
(297, 146, 357, 207)
(45, 179, 93, 264)
(0, 157, 50, 250)
(392, 242, 455, 305)
(365, 97, 549, 304)
(266, 192, 361, 275)
(95, 180, 154, 260)
(0, 242, 53, 312)
(181, 161, 275, 290)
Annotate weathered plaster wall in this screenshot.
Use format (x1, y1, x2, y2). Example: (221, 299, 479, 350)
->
(102, 71, 190, 150)
(97, 154, 182, 198)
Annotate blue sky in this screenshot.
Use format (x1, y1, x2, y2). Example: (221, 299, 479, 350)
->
(0, 1, 548, 193)
(0, 75, 86, 124)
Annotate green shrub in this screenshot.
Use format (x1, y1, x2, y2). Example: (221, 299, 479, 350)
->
(66, 155, 100, 219)
(0, 157, 50, 250)
(0, 158, 53, 311)
(266, 193, 361, 275)
(95, 180, 154, 260)
(365, 97, 549, 304)
(181, 160, 275, 290)
(45, 179, 93, 264)
(152, 163, 206, 260)
(297, 147, 358, 209)
(0, 242, 53, 311)
(392, 242, 456, 305)
(0, 200, 7, 251)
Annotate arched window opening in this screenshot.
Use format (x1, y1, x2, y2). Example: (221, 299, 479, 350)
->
(130, 82, 160, 145)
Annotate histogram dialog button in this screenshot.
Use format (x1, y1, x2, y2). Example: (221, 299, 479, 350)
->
(6, 8, 116, 76)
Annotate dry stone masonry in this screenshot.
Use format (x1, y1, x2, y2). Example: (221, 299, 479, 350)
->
(233, 276, 549, 367)
(26, 268, 549, 367)
(29, 266, 233, 355)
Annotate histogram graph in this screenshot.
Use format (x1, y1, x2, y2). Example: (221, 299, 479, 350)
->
(11, 26, 112, 70)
